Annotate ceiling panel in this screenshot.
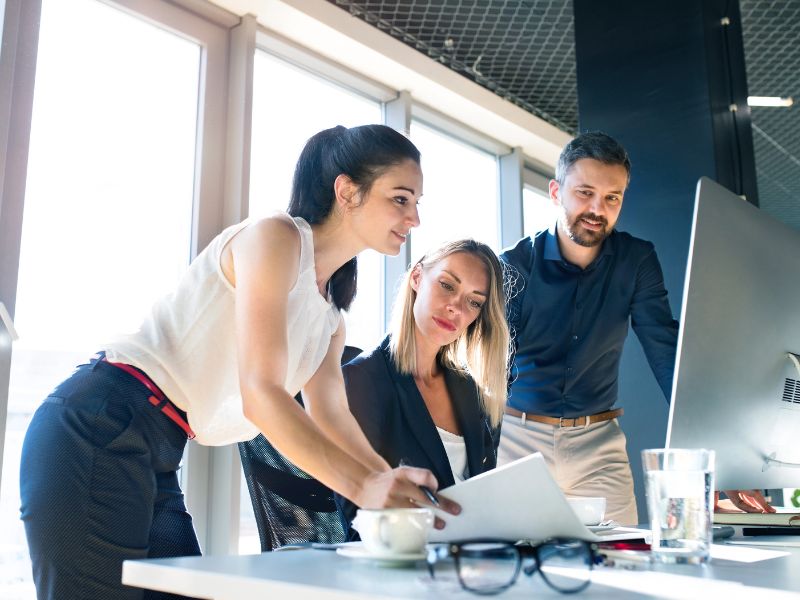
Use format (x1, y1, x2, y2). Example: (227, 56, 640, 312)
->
(329, 0, 577, 132)
(328, 0, 799, 229)
(740, 0, 800, 229)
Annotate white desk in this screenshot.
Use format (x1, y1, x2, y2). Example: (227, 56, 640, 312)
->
(123, 539, 800, 599)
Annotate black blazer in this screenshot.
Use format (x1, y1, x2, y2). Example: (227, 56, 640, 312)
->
(338, 336, 500, 532)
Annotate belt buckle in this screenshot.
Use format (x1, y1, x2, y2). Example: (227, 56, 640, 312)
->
(559, 416, 590, 428)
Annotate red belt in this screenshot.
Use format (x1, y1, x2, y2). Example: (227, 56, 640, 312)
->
(104, 358, 195, 439)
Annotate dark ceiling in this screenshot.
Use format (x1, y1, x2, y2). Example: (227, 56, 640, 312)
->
(328, 0, 800, 230)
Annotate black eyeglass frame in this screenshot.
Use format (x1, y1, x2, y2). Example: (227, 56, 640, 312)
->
(426, 538, 597, 596)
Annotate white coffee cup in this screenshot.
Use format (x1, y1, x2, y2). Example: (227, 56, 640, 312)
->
(351, 508, 433, 557)
(566, 496, 607, 526)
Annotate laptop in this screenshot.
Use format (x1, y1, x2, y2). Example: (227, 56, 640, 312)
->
(430, 453, 648, 543)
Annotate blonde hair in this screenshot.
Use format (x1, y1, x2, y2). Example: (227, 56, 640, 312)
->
(388, 240, 510, 427)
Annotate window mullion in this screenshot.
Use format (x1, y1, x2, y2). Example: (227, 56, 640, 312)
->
(382, 90, 413, 332)
(499, 148, 525, 249)
(183, 13, 257, 557)
(0, 0, 42, 493)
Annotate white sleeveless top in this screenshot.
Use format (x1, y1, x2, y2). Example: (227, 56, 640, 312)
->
(104, 216, 341, 446)
(436, 426, 469, 483)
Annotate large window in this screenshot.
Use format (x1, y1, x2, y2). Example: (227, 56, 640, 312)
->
(408, 120, 500, 262)
(0, 1, 201, 596)
(249, 50, 382, 218)
(240, 49, 384, 554)
(0, 0, 560, 587)
(523, 185, 559, 236)
(0, 0, 5, 59)
(248, 49, 384, 352)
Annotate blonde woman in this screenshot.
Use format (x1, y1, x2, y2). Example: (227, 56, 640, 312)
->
(339, 239, 510, 528)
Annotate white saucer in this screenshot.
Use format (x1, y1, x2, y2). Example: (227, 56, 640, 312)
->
(336, 543, 426, 566)
(587, 524, 617, 532)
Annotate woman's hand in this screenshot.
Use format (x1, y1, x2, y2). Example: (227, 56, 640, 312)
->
(714, 490, 776, 513)
(356, 466, 461, 529)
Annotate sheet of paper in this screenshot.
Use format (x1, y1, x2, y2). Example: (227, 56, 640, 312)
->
(430, 453, 646, 543)
(594, 567, 800, 599)
(594, 567, 797, 599)
(710, 543, 789, 562)
(592, 568, 745, 599)
(727, 538, 800, 548)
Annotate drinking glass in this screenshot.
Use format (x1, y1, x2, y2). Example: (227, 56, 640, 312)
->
(642, 448, 715, 564)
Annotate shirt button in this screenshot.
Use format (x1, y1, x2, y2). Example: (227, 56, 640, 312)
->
(572, 335, 578, 341)
(566, 367, 573, 373)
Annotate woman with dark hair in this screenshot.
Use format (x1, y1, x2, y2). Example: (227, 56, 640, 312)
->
(338, 239, 510, 532)
(20, 124, 456, 600)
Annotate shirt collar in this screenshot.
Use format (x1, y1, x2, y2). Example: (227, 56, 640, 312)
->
(544, 222, 616, 266)
(543, 222, 562, 261)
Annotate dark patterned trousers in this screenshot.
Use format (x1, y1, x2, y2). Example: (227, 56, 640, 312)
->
(20, 355, 201, 600)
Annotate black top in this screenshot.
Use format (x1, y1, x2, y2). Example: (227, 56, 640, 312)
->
(337, 336, 499, 533)
(502, 225, 679, 417)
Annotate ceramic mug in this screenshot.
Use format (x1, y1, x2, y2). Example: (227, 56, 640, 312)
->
(566, 496, 607, 526)
(351, 508, 434, 557)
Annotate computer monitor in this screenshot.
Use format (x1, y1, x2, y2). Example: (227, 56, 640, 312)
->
(666, 177, 800, 489)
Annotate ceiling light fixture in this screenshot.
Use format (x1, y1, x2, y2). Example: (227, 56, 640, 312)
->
(747, 96, 794, 107)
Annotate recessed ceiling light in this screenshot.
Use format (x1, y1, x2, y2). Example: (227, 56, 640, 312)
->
(747, 96, 793, 107)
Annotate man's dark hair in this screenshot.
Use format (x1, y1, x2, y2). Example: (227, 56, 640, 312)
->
(555, 131, 631, 185)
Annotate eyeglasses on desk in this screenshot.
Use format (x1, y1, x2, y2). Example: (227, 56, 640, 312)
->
(426, 538, 597, 595)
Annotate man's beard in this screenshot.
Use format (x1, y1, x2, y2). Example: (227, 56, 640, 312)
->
(561, 211, 611, 247)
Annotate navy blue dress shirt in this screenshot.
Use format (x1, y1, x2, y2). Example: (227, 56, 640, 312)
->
(501, 224, 679, 418)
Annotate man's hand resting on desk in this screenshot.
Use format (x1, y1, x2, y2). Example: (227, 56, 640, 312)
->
(714, 490, 777, 513)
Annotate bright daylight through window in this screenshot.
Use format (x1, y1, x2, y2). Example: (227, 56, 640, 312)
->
(409, 121, 500, 261)
(523, 185, 560, 236)
(241, 49, 383, 554)
(0, 1, 199, 597)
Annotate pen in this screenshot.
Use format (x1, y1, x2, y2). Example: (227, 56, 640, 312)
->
(599, 549, 652, 570)
(420, 485, 440, 507)
(398, 459, 440, 507)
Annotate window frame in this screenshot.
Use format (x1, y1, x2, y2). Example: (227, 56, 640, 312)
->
(0, 0, 41, 498)
(0, 0, 237, 557)
(0, 0, 564, 569)
(522, 165, 558, 238)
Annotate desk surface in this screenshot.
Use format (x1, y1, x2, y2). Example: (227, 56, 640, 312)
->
(122, 539, 800, 599)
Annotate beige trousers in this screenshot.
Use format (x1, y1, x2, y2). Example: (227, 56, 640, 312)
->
(498, 415, 639, 526)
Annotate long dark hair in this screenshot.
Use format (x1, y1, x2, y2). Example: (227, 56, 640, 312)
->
(288, 124, 421, 311)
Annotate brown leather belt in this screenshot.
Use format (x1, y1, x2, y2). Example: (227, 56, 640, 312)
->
(504, 406, 623, 428)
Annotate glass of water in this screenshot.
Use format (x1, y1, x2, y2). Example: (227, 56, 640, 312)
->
(641, 448, 715, 564)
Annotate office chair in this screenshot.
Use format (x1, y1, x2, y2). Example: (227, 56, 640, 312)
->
(238, 345, 362, 551)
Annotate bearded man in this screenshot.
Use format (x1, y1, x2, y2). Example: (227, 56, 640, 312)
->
(498, 132, 679, 525)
